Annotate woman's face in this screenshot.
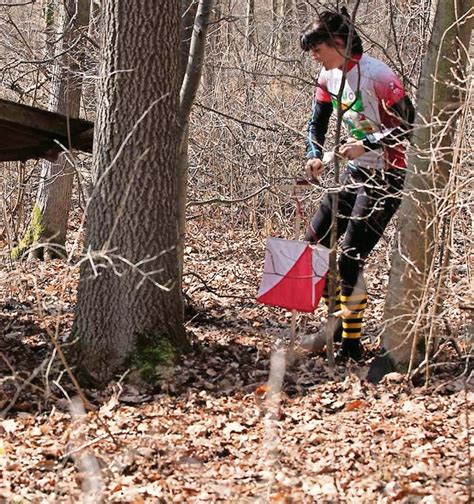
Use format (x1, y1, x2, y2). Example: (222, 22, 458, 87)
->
(310, 41, 346, 70)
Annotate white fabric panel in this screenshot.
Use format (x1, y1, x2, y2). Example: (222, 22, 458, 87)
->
(257, 237, 307, 297)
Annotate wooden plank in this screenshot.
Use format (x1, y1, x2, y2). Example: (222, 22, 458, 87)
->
(0, 98, 92, 136)
(0, 98, 94, 162)
(2, 122, 54, 147)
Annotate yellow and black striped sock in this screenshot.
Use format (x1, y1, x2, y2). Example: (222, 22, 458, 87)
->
(340, 293, 367, 340)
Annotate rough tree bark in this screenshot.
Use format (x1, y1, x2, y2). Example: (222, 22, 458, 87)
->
(13, 0, 91, 260)
(370, 0, 473, 380)
(73, 0, 188, 385)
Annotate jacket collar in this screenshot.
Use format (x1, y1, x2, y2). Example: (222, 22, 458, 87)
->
(342, 52, 363, 72)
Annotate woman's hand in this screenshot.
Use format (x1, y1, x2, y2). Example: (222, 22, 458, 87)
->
(339, 140, 365, 160)
(306, 158, 324, 179)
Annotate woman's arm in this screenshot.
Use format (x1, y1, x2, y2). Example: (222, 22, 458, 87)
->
(306, 99, 333, 159)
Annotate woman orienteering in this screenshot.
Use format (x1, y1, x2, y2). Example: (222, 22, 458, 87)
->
(300, 8, 415, 362)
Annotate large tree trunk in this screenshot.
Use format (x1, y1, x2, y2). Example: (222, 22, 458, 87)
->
(375, 0, 473, 376)
(20, 0, 91, 260)
(72, 0, 188, 385)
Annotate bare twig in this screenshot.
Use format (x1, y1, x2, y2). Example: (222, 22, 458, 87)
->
(187, 184, 271, 207)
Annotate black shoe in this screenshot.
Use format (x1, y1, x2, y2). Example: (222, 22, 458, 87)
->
(336, 338, 365, 363)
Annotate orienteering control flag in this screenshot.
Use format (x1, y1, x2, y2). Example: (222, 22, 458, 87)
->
(257, 237, 330, 313)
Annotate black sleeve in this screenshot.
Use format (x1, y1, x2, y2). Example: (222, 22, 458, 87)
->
(306, 100, 333, 159)
(362, 95, 415, 151)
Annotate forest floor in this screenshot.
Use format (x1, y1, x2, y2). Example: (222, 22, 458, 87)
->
(0, 216, 472, 503)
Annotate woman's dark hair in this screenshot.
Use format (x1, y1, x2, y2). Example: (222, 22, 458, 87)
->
(300, 8, 363, 55)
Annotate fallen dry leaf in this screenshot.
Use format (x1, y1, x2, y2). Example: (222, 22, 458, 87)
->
(345, 399, 369, 411)
(223, 422, 247, 437)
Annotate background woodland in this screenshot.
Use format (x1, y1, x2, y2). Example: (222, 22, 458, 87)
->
(0, 0, 473, 501)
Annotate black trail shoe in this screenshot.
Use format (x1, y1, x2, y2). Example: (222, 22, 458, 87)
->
(336, 338, 365, 363)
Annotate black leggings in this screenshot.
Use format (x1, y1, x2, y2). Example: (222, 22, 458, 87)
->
(305, 166, 405, 297)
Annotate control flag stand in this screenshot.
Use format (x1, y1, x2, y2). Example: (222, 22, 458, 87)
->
(256, 168, 332, 364)
(289, 179, 310, 363)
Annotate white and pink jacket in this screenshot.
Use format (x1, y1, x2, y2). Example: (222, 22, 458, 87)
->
(307, 53, 414, 170)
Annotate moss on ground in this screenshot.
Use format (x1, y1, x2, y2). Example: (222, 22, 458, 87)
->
(129, 331, 177, 384)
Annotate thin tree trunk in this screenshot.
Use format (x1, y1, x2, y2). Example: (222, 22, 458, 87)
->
(181, 0, 198, 84)
(43, 0, 57, 57)
(223, 0, 232, 47)
(177, 0, 214, 278)
(19, 0, 91, 260)
(271, 0, 279, 51)
(277, 0, 293, 56)
(176, 0, 198, 281)
(379, 0, 473, 371)
(246, 0, 255, 50)
(73, 0, 188, 385)
(204, 0, 220, 90)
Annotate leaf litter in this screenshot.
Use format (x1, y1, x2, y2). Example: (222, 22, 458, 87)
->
(0, 219, 472, 502)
